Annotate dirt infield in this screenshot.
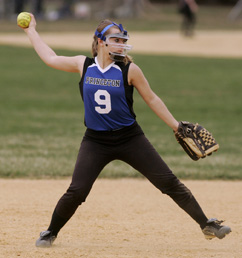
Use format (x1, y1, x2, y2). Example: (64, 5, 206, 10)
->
(1, 30, 242, 58)
(0, 179, 241, 258)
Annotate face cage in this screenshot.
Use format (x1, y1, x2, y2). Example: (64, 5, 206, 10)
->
(105, 37, 132, 62)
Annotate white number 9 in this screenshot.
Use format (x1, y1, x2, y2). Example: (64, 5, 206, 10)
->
(94, 90, 111, 114)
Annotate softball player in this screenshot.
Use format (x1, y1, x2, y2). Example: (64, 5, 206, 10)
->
(20, 15, 231, 247)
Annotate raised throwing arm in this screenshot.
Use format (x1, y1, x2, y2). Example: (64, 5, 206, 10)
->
(21, 14, 85, 74)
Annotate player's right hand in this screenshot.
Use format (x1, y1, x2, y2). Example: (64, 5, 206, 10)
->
(24, 13, 36, 31)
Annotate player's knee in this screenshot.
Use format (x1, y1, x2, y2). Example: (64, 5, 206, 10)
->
(162, 179, 192, 199)
(68, 187, 90, 205)
(157, 174, 187, 195)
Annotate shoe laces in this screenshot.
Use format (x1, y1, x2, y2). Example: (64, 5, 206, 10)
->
(207, 218, 224, 229)
(40, 230, 53, 240)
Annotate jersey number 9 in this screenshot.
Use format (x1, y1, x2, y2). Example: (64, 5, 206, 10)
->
(94, 90, 111, 114)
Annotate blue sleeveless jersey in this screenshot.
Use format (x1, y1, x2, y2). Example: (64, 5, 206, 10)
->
(79, 57, 136, 131)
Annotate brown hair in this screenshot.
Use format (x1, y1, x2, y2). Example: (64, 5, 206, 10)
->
(91, 19, 133, 65)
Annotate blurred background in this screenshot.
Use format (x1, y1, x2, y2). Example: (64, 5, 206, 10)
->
(1, 0, 242, 32)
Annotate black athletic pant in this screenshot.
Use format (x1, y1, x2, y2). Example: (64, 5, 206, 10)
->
(48, 123, 208, 236)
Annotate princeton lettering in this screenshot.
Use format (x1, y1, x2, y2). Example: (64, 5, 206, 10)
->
(85, 76, 120, 87)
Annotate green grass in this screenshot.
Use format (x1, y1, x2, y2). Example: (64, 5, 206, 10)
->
(0, 45, 241, 179)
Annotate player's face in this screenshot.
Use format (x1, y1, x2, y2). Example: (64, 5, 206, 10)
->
(107, 37, 127, 54)
(105, 27, 128, 55)
(105, 28, 132, 60)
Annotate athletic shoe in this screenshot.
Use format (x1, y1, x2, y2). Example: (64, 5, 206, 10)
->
(35, 230, 56, 247)
(202, 218, 231, 240)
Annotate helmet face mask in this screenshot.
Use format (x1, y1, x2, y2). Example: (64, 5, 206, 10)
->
(105, 33, 132, 62)
(94, 22, 132, 62)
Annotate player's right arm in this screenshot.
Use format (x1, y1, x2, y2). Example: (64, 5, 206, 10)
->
(23, 14, 85, 74)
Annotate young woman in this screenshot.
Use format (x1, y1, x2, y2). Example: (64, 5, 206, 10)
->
(20, 14, 231, 247)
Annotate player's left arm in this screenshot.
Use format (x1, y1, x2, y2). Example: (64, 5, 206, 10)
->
(129, 63, 179, 132)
